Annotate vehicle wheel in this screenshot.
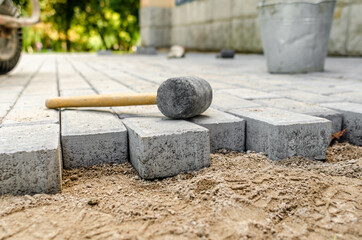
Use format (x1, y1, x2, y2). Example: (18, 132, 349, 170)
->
(0, 0, 22, 75)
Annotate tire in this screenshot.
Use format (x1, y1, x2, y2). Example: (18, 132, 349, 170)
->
(0, 0, 22, 75)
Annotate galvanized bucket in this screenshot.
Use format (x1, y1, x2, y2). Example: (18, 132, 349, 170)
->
(258, 0, 336, 73)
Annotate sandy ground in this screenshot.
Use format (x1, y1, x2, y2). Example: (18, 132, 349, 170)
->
(0, 142, 361, 240)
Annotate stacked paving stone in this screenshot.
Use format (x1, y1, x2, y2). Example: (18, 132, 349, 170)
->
(1, 53, 361, 195)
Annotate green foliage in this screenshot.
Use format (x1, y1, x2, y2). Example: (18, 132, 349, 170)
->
(12, 0, 139, 52)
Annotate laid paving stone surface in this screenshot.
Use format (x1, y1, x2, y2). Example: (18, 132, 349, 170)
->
(0, 124, 62, 195)
(189, 108, 245, 153)
(321, 102, 362, 146)
(1, 53, 362, 195)
(123, 117, 210, 179)
(254, 98, 343, 134)
(228, 107, 331, 160)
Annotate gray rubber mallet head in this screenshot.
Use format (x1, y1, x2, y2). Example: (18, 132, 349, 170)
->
(157, 76, 213, 119)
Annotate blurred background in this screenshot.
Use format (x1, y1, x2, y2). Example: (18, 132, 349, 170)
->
(12, 0, 362, 56)
(14, 0, 139, 53)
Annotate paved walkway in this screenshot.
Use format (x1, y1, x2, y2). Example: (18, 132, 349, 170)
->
(0, 53, 361, 195)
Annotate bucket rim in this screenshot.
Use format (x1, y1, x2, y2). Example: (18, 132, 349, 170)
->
(257, 0, 337, 9)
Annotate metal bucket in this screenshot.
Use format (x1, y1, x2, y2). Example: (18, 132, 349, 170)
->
(258, 0, 336, 73)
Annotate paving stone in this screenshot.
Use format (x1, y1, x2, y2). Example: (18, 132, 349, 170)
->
(1, 107, 59, 127)
(92, 81, 135, 94)
(60, 89, 96, 97)
(14, 95, 49, 108)
(114, 105, 163, 119)
(61, 110, 128, 168)
(221, 88, 280, 100)
(321, 102, 362, 146)
(229, 79, 285, 92)
(271, 90, 344, 104)
(123, 117, 210, 179)
(188, 108, 245, 153)
(212, 93, 262, 111)
(22, 81, 58, 97)
(228, 107, 331, 160)
(0, 86, 23, 104)
(255, 98, 343, 134)
(0, 124, 62, 195)
(291, 85, 353, 96)
(58, 77, 90, 91)
(329, 92, 362, 104)
(207, 81, 235, 90)
(0, 103, 11, 121)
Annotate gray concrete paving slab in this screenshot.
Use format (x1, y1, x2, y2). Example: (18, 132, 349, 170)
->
(321, 102, 362, 146)
(271, 90, 345, 104)
(0, 86, 24, 104)
(61, 110, 128, 168)
(123, 117, 210, 179)
(329, 92, 362, 104)
(220, 88, 280, 100)
(228, 107, 331, 160)
(0, 124, 62, 195)
(188, 108, 245, 153)
(0, 104, 11, 121)
(114, 105, 163, 119)
(60, 89, 96, 97)
(1, 107, 59, 127)
(254, 98, 343, 134)
(212, 93, 261, 111)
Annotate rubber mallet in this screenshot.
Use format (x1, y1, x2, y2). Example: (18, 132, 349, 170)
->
(46, 76, 213, 119)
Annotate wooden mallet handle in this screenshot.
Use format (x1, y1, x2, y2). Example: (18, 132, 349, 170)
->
(45, 93, 157, 109)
